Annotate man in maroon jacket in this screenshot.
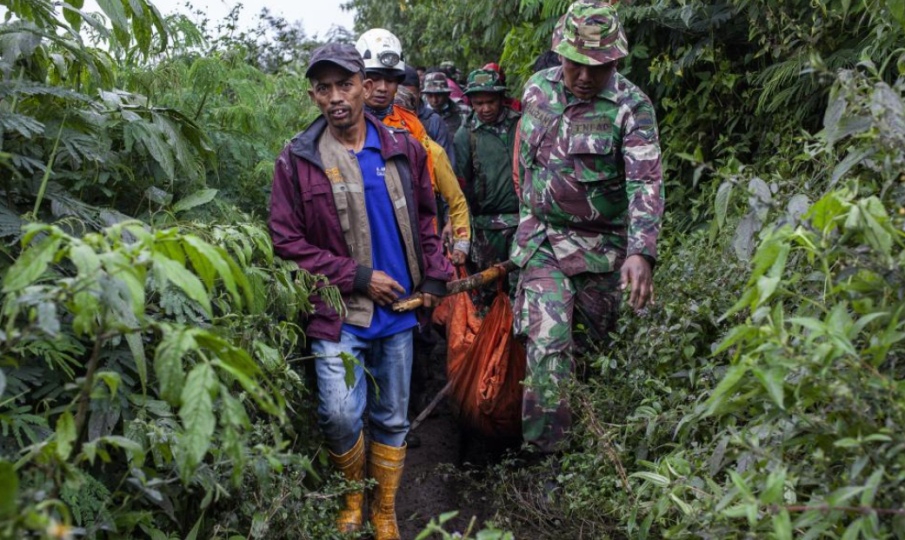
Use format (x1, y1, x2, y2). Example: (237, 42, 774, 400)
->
(269, 43, 452, 540)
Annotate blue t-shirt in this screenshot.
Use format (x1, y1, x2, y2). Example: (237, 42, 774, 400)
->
(343, 122, 418, 339)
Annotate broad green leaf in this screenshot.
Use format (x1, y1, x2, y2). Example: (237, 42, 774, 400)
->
(173, 189, 218, 213)
(889, 0, 905, 30)
(0, 461, 17, 519)
(56, 411, 76, 460)
(153, 252, 212, 316)
(126, 332, 148, 394)
(178, 363, 217, 480)
(69, 241, 100, 275)
(2, 234, 62, 293)
(154, 327, 196, 406)
(96, 0, 130, 37)
(715, 181, 733, 229)
(756, 275, 780, 307)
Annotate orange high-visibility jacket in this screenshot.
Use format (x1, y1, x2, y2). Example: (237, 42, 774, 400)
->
(382, 107, 471, 249)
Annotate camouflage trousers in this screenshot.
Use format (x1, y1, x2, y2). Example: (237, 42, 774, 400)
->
(468, 221, 519, 307)
(513, 240, 622, 453)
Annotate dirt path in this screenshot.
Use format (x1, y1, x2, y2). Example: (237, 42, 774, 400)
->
(396, 338, 496, 538)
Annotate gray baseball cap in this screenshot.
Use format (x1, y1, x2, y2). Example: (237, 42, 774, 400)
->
(305, 43, 366, 79)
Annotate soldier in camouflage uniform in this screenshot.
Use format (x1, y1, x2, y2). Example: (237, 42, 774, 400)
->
(423, 72, 471, 142)
(454, 69, 522, 303)
(513, 1, 664, 453)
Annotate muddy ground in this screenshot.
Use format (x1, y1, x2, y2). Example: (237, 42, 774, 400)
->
(396, 336, 498, 538)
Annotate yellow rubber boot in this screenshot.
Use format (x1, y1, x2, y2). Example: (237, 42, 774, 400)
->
(368, 441, 406, 540)
(328, 433, 366, 533)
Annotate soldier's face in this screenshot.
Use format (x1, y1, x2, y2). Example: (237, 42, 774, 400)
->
(425, 93, 449, 110)
(308, 65, 371, 131)
(471, 93, 503, 125)
(562, 57, 617, 100)
(365, 72, 399, 110)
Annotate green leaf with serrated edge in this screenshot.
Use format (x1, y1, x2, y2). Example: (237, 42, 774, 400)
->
(753, 367, 785, 410)
(861, 468, 884, 506)
(173, 189, 218, 213)
(69, 241, 100, 275)
(56, 411, 76, 460)
(715, 181, 733, 229)
(773, 510, 792, 540)
(178, 363, 217, 480)
(96, 0, 129, 35)
(183, 236, 241, 306)
(153, 327, 196, 406)
(152, 252, 212, 316)
(762, 467, 786, 504)
(0, 461, 17, 519)
(2, 235, 62, 293)
(705, 364, 749, 416)
(212, 360, 280, 416)
(126, 332, 148, 394)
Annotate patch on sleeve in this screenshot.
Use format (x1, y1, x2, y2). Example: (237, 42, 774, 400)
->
(633, 106, 657, 142)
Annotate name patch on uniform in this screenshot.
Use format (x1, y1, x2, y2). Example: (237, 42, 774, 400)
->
(524, 102, 559, 130)
(571, 120, 612, 135)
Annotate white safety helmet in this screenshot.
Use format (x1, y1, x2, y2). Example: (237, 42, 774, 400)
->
(355, 28, 406, 77)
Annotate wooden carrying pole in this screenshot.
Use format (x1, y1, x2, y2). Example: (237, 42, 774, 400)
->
(392, 260, 517, 312)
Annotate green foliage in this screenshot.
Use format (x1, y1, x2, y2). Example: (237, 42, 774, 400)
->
(0, 2, 357, 539)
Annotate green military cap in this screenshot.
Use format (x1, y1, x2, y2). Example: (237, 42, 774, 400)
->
(463, 69, 506, 96)
(422, 71, 452, 94)
(552, 0, 628, 66)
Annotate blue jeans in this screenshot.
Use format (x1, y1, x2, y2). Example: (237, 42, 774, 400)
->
(311, 329, 414, 454)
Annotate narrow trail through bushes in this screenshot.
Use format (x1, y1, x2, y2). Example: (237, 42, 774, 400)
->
(396, 338, 495, 537)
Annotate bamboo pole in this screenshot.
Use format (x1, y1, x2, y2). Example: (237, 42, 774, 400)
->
(392, 260, 517, 312)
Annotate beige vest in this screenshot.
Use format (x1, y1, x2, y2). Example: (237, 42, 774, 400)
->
(318, 128, 422, 328)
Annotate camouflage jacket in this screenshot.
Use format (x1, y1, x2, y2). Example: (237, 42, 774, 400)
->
(454, 108, 521, 229)
(512, 67, 664, 276)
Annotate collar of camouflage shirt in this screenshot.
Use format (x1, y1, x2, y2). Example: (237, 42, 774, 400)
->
(546, 65, 619, 103)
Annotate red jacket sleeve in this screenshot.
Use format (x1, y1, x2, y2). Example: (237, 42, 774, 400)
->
(268, 147, 360, 294)
(409, 139, 453, 295)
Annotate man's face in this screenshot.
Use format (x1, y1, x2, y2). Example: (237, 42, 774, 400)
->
(365, 72, 399, 109)
(307, 64, 371, 130)
(561, 57, 617, 100)
(470, 93, 503, 125)
(425, 93, 449, 111)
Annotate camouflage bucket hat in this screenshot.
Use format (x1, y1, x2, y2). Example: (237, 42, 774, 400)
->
(464, 69, 506, 96)
(422, 71, 452, 94)
(552, 0, 628, 66)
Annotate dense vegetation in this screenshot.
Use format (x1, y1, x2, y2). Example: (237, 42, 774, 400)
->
(345, 0, 905, 538)
(1, 0, 904, 539)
